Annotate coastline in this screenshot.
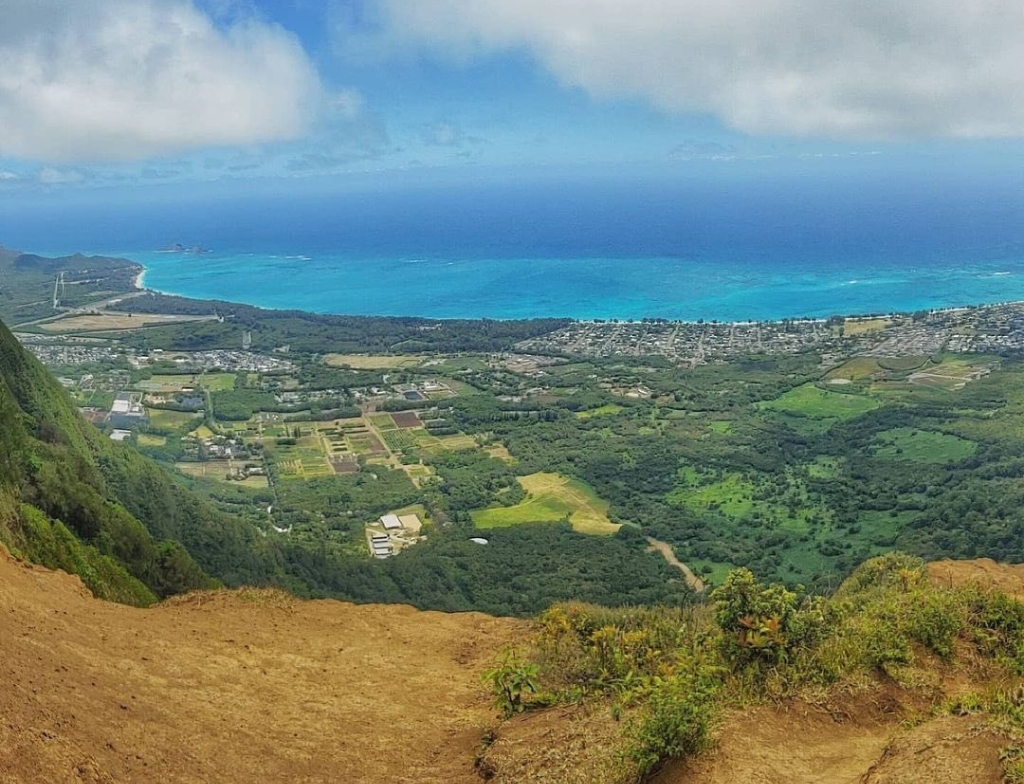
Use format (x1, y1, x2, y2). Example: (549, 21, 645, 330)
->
(123, 245, 1024, 325)
(124, 253, 1018, 327)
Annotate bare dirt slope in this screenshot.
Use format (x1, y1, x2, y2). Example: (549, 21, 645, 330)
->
(927, 557, 1024, 598)
(0, 549, 524, 784)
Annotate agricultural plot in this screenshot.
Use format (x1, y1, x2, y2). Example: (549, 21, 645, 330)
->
(369, 413, 396, 429)
(380, 428, 420, 453)
(136, 375, 201, 393)
(344, 428, 387, 457)
(418, 355, 489, 372)
(267, 437, 332, 479)
(391, 411, 421, 428)
(471, 472, 619, 536)
(200, 373, 238, 391)
(176, 460, 270, 488)
(323, 354, 422, 369)
(872, 428, 977, 463)
(413, 431, 476, 454)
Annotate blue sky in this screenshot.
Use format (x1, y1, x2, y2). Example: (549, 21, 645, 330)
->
(1, 0, 1024, 196)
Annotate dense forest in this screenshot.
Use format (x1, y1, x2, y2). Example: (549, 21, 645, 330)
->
(124, 291, 571, 354)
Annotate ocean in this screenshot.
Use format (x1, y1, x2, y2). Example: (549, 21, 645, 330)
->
(7, 161, 1024, 321)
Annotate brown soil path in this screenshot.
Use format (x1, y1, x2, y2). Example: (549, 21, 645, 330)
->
(0, 549, 523, 784)
(645, 537, 706, 592)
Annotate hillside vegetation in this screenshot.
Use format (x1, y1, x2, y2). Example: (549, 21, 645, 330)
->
(7, 543, 1024, 782)
(479, 553, 1024, 783)
(0, 319, 213, 603)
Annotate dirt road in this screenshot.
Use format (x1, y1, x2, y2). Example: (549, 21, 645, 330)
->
(646, 537, 706, 592)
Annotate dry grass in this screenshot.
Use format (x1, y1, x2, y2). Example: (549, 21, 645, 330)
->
(324, 353, 423, 369)
(843, 317, 893, 335)
(39, 313, 213, 332)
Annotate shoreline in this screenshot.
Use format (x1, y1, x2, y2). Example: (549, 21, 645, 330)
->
(127, 256, 1022, 328)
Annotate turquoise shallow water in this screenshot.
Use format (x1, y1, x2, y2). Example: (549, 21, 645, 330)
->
(125, 249, 1024, 322)
(12, 166, 1024, 320)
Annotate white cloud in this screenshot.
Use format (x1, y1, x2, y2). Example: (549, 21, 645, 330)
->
(0, 0, 328, 162)
(38, 167, 85, 184)
(373, 0, 1024, 140)
(0, 170, 19, 180)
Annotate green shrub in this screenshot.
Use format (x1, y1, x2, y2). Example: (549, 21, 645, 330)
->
(626, 661, 719, 777)
(484, 648, 541, 717)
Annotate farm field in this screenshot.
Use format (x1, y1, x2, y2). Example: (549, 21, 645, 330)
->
(323, 354, 422, 369)
(147, 408, 201, 429)
(471, 472, 619, 536)
(199, 373, 238, 391)
(137, 374, 202, 393)
(176, 461, 235, 478)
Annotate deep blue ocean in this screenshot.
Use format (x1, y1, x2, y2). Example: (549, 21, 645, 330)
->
(6, 162, 1024, 321)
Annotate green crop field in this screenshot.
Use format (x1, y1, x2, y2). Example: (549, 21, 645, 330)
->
(471, 472, 619, 535)
(147, 408, 201, 429)
(760, 383, 881, 420)
(200, 373, 238, 391)
(369, 413, 396, 429)
(577, 403, 624, 419)
(872, 428, 977, 463)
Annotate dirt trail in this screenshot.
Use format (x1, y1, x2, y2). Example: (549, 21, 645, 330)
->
(646, 537, 705, 592)
(654, 695, 1008, 784)
(0, 548, 523, 784)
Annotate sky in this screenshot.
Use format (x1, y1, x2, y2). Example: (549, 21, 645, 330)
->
(1, 0, 1024, 197)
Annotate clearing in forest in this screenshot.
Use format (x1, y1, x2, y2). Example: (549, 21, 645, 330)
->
(576, 403, 624, 419)
(760, 383, 881, 420)
(872, 428, 977, 463)
(471, 472, 619, 536)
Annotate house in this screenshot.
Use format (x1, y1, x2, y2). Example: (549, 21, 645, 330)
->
(379, 513, 402, 531)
